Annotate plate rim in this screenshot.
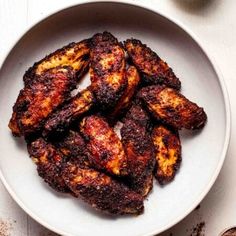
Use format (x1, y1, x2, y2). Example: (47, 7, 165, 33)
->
(0, 1, 231, 235)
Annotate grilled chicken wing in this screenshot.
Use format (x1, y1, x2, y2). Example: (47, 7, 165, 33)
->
(27, 138, 70, 193)
(152, 125, 181, 185)
(109, 65, 140, 120)
(121, 104, 155, 196)
(43, 88, 94, 136)
(124, 39, 181, 90)
(80, 115, 128, 176)
(62, 161, 144, 215)
(138, 85, 207, 130)
(23, 39, 90, 85)
(89, 32, 126, 110)
(9, 67, 77, 137)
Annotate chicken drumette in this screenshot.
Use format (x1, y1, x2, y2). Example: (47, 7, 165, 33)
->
(108, 65, 140, 121)
(89, 32, 127, 110)
(62, 160, 144, 215)
(124, 39, 181, 90)
(80, 115, 128, 176)
(138, 85, 207, 130)
(121, 104, 155, 196)
(152, 125, 181, 185)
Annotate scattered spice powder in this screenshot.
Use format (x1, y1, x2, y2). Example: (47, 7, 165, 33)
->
(194, 204, 201, 211)
(0, 219, 13, 236)
(189, 221, 205, 236)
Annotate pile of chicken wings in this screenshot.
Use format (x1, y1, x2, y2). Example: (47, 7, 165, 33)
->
(9, 32, 207, 215)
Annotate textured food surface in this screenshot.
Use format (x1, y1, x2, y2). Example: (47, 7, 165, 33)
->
(57, 130, 86, 157)
(121, 104, 155, 196)
(124, 39, 181, 90)
(56, 130, 92, 168)
(9, 67, 77, 136)
(152, 125, 181, 185)
(80, 115, 128, 176)
(23, 39, 90, 85)
(27, 138, 70, 193)
(109, 65, 140, 120)
(62, 161, 144, 215)
(138, 85, 207, 130)
(44, 88, 94, 136)
(90, 32, 126, 109)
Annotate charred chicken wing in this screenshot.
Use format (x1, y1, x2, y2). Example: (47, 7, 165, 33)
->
(44, 88, 94, 136)
(121, 104, 155, 196)
(152, 125, 181, 185)
(138, 85, 207, 130)
(62, 161, 144, 215)
(27, 138, 70, 193)
(80, 115, 128, 176)
(124, 39, 181, 90)
(23, 39, 90, 85)
(109, 65, 140, 120)
(9, 67, 77, 137)
(89, 32, 126, 109)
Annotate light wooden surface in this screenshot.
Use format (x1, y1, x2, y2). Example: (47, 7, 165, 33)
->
(0, 0, 236, 235)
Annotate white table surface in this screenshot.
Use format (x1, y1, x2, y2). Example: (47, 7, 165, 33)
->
(0, 0, 236, 235)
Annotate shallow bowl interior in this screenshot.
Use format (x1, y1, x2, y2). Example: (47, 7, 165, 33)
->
(0, 2, 229, 236)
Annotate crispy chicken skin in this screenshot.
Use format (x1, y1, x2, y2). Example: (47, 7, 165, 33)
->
(62, 161, 144, 215)
(27, 138, 70, 193)
(138, 85, 207, 130)
(57, 130, 87, 158)
(43, 88, 94, 136)
(152, 125, 181, 185)
(89, 32, 126, 109)
(124, 39, 181, 90)
(8, 103, 22, 136)
(56, 130, 92, 167)
(9, 67, 77, 137)
(80, 115, 128, 176)
(121, 104, 155, 196)
(109, 65, 140, 120)
(23, 39, 90, 85)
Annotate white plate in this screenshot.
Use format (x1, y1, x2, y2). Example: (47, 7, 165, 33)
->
(0, 1, 230, 236)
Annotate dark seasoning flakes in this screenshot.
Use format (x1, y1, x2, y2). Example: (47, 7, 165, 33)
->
(189, 222, 206, 236)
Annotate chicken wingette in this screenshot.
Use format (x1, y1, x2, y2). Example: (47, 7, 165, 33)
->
(152, 125, 181, 185)
(23, 39, 90, 85)
(109, 65, 140, 120)
(62, 160, 144, 215)
(9, 67, 77, 137)
(124, 39, 181, 90)
(80, 115, 128, 176)
(138, 85, 207, 130)
(121, 104, 155, 196)
(27, 138, 70, 193)
(89, 32, 127, 110)
(43, 88, 94, 136)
